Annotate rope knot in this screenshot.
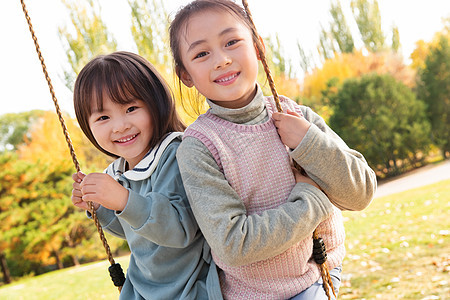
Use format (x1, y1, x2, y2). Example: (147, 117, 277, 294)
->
(109, 263, 126, 287)
(312, 237, 327, 265)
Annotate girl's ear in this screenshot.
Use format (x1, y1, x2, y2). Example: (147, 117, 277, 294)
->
(255, 35, 266, 61)
(177, 67, 194, 88)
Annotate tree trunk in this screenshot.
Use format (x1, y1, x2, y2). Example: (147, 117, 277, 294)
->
(444, 148, 449, 159)
(66, 234, 80, 266)
(71, 255, 80, 266)
(0, 252, 11, 284)
(53, 250, 64, 270)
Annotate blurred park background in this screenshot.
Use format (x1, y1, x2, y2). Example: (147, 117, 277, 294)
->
(0, 0, 449, 298)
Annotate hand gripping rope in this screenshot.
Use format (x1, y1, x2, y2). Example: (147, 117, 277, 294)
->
(19, 0, 125, 292)
(241, 1, 336, 299)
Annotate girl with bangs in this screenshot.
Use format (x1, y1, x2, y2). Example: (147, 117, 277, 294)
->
(71, 51, 223, 299)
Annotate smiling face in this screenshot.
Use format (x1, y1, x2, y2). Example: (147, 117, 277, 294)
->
(178, 9, 259, 109)
(88, 97, 153, 169)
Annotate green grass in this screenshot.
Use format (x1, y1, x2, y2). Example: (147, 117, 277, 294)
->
(0, 256, 130, 300)
(0, 180, 449, 299)
(339, 179, 450, 299)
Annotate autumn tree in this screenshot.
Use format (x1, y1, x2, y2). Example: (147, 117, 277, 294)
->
(391, 25, 400, 52)
(0, 152, 34, 279)
(0, 251, 10, 284)
(328, 74, 431, 177)
(0, 152, 104, 277)
(0, 152, 20, 283)
(297, 0, 411, 120)
(0, 110, 45, 152)
(417, 35, 450, 158)
(58, 0, 172, 87)
(316, 0, 355, 60)
(0, 152, 73, 276)
(350, 0, 386, 52)
(0, 112, 121, 280)
(58, 0, 118, 90)
(300, 50, 415, 119)
(128, 0, 170, 72)
(350, 0, 400, 53)
(16, 111, 109, 169)
(410, 18, 449, 70)
(301, 0, 401, 71)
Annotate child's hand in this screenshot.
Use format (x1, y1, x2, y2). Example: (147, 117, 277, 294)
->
(292, 167, 321, 190)
(71, 171, 99, 211)
(79, 173, 129, 212)
(272, 109, 311, 149)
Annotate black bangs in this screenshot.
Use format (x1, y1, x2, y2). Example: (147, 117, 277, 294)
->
(91, 61, 141, 113)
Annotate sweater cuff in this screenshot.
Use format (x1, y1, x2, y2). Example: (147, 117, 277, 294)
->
(116, 189, 150, 229)
(290, 123, 321, 164)
(288, 182, 333, 215)
(86, 205, 116, 227)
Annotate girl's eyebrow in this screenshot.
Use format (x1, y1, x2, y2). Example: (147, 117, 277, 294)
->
(187, 27, 237, 53)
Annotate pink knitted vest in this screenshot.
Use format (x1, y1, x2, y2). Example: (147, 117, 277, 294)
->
(184, 96, 345, 299)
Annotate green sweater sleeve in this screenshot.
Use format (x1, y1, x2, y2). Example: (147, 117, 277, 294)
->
(176, 137, 334, 267)
(291, 106, 377, 211)
(91, 205, 126, 239)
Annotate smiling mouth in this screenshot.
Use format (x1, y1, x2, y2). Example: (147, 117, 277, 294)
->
(115, 134, 138, 143)
(214, 72, 240, 84)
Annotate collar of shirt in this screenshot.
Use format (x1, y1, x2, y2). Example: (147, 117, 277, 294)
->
(105, 132, 183, 181)
(206, 84, 267, 125)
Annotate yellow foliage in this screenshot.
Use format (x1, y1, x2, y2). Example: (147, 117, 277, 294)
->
(366, 51, 416, 88)
(259, 74, 302, 104)
(410, 28, 450, 70)
(16, 111, 114, 172)
(146, 62, 206, 126)
(301, 51, 362, 101)
(301, 50, 416, 102)
(17, 111, 79, 166)
(171, 80, 208, 126)
(410, 40, 430, 70)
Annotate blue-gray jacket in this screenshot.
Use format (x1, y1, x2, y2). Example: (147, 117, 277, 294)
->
(94, 133, 222, 299)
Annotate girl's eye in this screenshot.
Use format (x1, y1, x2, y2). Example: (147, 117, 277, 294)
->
(127, 106, 138, 113)
(97, 115, 109, 121)
(194, 51, 208, 59)
(226, 40, 239, 47)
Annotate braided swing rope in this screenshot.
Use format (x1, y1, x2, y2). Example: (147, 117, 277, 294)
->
(19, 0, 125, 292)
(241, 1, 336, 299)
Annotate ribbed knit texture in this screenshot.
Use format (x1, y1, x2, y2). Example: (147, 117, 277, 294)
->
(184, 96, 345, 299)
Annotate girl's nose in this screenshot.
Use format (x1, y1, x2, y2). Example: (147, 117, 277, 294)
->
(214, 52, 231, 70)
(112, 118, 130, 133)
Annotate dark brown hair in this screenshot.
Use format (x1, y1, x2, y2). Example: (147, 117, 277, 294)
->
(73, 51, 185, 158)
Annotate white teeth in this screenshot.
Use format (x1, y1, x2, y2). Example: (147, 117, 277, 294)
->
(216, 73, 237, 83)
(117, 134, 137, 143)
